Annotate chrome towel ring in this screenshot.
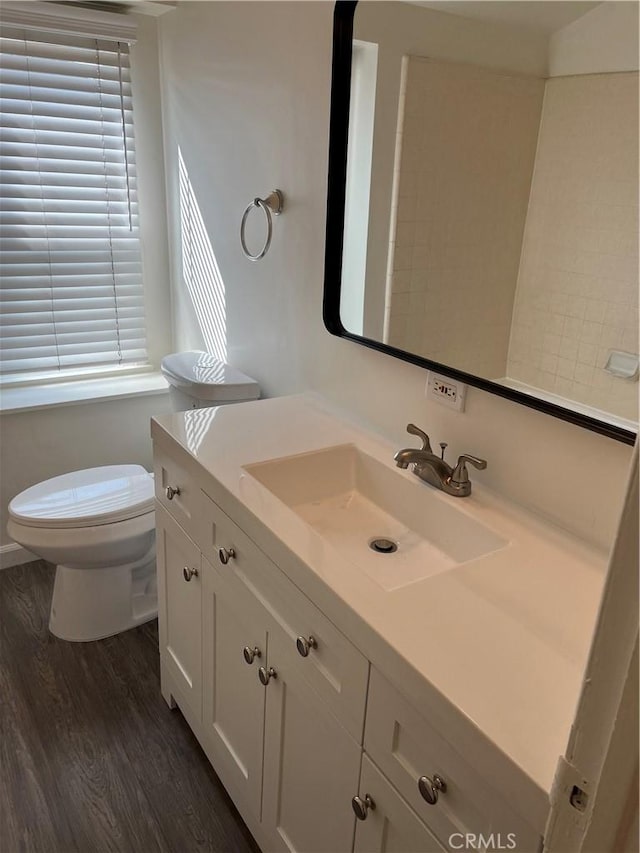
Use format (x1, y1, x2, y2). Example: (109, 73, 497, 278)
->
(240, 189, 284, 261)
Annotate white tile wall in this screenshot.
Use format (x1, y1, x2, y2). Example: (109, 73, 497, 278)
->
(386, 56, 545, 377)
(507, 72, 639, 421)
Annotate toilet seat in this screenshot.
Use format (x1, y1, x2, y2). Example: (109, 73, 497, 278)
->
(8, 465, 154, 529)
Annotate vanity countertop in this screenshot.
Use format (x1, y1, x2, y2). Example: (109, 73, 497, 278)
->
(151, 393, 608, 832)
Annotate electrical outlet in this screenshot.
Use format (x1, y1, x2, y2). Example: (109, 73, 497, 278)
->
(425, 372, 466, 412)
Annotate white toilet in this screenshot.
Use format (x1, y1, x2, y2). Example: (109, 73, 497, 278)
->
(7, 352, 260, 642)
(8, 466, 157, 642)
(160, 350, 260, 411)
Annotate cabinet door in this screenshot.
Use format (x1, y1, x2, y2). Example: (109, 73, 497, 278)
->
(261, 625, 361, 853)
(199, 489, 369, 743)
(201, 555, 267, 819)
(156, 505, 202, 721)
(354, 755, 447, 853)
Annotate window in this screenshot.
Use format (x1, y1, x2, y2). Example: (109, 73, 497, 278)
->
(0, 26, 148, 383)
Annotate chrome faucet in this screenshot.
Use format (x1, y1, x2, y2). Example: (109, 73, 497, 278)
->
(394, 424, 487, 498)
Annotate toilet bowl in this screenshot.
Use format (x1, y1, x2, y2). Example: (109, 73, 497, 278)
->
(7, 353, 260, 642)
(8, 465, 157, 642)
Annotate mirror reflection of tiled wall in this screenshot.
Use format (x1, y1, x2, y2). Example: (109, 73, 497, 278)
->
(386, 57, 544, 379)
(507, 72, 639, 421)
(387, 59, 638, 422)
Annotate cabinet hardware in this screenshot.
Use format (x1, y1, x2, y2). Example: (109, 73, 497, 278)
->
(352, 794, 375, 820)
(218, 547, 236, 565)
(243, 646, 261, 665)
(258, 666, 277, 686)
(182, 566, 198, 582)
(165, 485, 181, 500)
(418, 774, 447, 805)
(296, 635, 318, 657)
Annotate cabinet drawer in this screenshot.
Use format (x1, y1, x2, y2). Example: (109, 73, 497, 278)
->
(199, 490, 369, 743)
(355, 754, 447, 853)
(154, 447, 204, 543)
(365, 669, 541, 853)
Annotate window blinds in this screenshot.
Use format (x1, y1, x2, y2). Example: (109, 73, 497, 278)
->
(0, 27, 148, 380)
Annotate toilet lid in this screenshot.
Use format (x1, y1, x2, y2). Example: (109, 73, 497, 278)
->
(9, 465, 155, 529)
(160, 351, 260, 402)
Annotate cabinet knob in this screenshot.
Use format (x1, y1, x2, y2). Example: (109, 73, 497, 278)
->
(258, 666, 277, 686)
(352, 794, 375, 821)
(418, 774, 447, 805)
(165, 485, 180, 500)
(243, 646, 261, 665)
(218, 547, 236, 565)
(295, 635, 318, 657)
(182, 566, 198, 582)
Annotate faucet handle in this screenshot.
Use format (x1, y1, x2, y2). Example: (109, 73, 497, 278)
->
(406, 424, 433, 454)
(451, 454, 487, 485)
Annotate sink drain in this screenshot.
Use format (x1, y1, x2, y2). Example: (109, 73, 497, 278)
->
(369, 537, 398, 554)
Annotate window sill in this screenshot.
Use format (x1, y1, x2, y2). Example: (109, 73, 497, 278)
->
(0, 372, 170, 414)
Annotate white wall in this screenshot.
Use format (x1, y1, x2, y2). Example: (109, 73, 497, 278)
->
(549, 1, 639, 77)
(159, 1, 327, 395)
(157, 1, 634, 552)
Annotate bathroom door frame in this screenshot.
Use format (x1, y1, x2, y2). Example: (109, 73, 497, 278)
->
(545, 445, 638, 851)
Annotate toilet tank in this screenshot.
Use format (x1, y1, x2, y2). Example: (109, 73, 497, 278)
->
(160, 351, 261, 411)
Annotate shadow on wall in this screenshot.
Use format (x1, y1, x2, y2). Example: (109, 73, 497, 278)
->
(178, 147, 227, 360)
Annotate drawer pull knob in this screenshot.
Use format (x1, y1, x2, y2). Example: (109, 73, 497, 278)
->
(218, 547, 236, 565)
(165, 485, 181, 500)
(352, 794, 375, 820)
(182, 566, 198, 582)
(243, 646, 261, 665)
(418, 774, 447, 805)
(296, 635, 318, 657)
(258, 666, 277, 686)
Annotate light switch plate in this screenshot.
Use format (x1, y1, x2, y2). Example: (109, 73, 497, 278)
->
(425, 372, 466, 412)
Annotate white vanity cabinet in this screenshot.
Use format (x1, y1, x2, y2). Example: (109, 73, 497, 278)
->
(201, 550, 363, 853)
(153, 432, 543, 853)
(200, 495, 366, 853)
(196, 489, 370, 745)
(154, 441, 367, 853)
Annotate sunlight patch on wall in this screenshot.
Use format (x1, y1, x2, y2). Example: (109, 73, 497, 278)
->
(178, 148, 227, 361)
(184, 405, 219, 453)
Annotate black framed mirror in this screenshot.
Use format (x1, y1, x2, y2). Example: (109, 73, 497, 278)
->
(323, 0, 638, 445)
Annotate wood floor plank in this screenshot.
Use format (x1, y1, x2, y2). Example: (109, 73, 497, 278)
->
(0, 669, 61, 853)
(0, 561, 260, 853)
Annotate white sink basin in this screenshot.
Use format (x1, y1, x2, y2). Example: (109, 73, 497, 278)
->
(244, 444, 508, 590)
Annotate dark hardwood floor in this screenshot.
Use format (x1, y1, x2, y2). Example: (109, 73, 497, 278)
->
(0, 561, 260, 853)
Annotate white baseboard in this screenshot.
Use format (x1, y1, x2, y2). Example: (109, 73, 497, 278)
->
(0, 542, 37, 570)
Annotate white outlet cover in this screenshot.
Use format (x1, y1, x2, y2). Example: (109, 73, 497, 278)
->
(425, 372, 466, 412)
